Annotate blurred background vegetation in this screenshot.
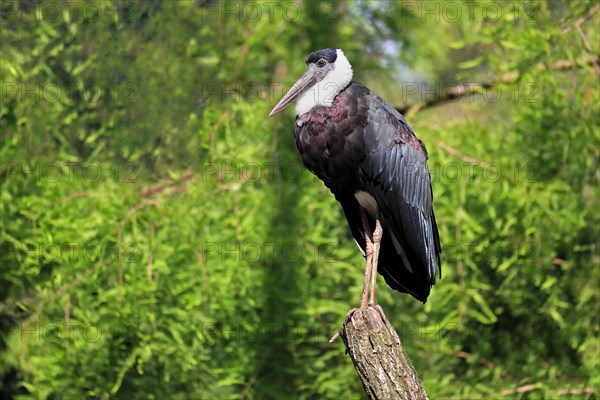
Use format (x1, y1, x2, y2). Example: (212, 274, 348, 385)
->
(1, 0, 598, 398)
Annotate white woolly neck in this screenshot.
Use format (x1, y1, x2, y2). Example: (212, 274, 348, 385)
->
(295, 49, 353, 116)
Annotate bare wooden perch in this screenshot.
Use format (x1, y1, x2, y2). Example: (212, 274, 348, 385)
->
(333, 305, 428, 400)
(395, 55, 599, 115)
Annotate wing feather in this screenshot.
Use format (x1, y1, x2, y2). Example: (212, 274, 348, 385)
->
(361, 104, 441, 289)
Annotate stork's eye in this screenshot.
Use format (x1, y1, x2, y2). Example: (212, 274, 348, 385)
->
(317, 59, 327, 68)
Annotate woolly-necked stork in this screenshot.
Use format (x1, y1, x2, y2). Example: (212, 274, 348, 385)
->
(270, 48, 441, 306)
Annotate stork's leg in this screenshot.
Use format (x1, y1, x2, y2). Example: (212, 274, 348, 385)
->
(359, 209, 373, 309)
(369, 215, 383, 305)
(329, 210, 377, 343)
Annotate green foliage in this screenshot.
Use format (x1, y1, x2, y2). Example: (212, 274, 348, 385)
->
(1, 1, 598, 399)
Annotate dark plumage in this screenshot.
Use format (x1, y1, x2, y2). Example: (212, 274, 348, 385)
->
(294, 82, 441, 302)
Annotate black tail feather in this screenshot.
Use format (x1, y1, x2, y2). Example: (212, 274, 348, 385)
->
(337, 194, 433, 303)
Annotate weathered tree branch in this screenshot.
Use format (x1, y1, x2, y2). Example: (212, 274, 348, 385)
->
(336, 305, 428, 400)
(395, 55, 599, 115)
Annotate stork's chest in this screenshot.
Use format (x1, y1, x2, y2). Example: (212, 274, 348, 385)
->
(292, 103, 368, 189)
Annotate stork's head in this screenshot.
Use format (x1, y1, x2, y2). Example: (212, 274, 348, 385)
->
(269, 48, 353, 117)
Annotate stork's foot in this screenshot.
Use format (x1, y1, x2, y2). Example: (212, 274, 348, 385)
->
(329, 306, 385, 343)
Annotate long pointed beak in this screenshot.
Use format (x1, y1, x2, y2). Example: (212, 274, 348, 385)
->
(269, 67, 317, 116)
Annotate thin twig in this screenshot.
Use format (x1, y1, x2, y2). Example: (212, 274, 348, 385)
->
(560, 4, 600, 34)
(22, 267, 95, 329)
(456, 202, 466, 323)
(435, 140, 489, 168)
(238, 361, 266, 400)
(501, 383, 540, 396)
(139, 170, 195, 198)
(556, 387, 596, 396)
(115, 199, 161, 239)
(65, 295, 71, 358)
